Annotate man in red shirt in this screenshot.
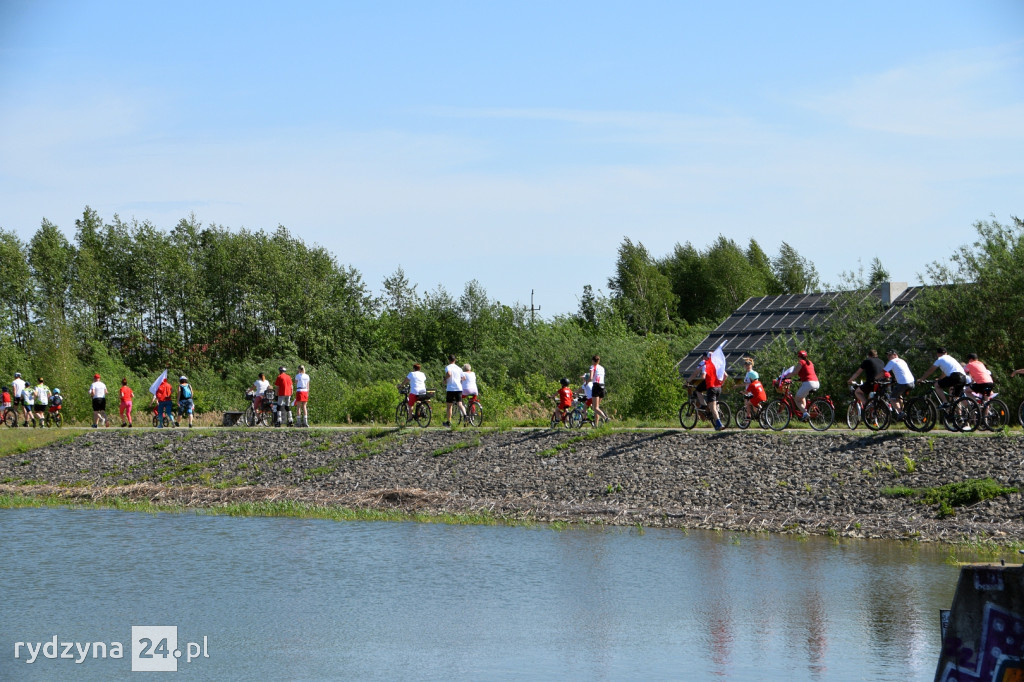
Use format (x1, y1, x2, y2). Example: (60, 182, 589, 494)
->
(274, 366, 293, 427)
(153, 376, 175, 428)
(702, 352, 725, 430)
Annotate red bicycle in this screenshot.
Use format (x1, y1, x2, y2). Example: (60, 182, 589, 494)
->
(762, 378, 835, 431)
(456, 394, 483, 427)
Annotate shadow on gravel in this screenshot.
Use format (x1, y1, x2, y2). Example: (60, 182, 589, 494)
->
(598, 431, 676, 459)
(827, 431, 910, 453)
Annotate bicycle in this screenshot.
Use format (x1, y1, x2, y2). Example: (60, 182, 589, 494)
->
(2, 405, 18, 427)
(960, 384, 1009, 431)
(904, 380, 978, 433)
(152, 406, 177, 428)
(243, 389, 276, 427)
(396, 387, 433, 428)
(678, 385, 732, 430)
(455, 394, 483, 427)
(568, 394, 596, 429)
(761, 378, 835, 432)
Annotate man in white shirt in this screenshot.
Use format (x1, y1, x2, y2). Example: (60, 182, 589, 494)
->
(917, 347, 967, 404)
(90, 373, 109, 428)
(11, 372, 27, 427)
(294, 365, 310, 427)
(882, 350, 915, 415)
(443, 354, 464, 427)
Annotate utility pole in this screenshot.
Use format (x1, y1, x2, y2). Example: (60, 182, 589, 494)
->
(530, 289, 541, 327)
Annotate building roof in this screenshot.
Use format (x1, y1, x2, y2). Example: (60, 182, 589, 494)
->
(677, 283, 922, 375)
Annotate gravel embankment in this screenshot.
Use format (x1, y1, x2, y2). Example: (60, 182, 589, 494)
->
(2, 428, 1023, 543)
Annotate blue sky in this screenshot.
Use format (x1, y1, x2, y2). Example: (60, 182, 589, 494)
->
(2, 1, 1023, 316)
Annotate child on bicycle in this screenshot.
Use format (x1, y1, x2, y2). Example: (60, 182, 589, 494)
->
(552, 378, 573, 425)
(737, 357, 767, 420)
(964, 353, 994, 397)
(1, 388, 10, 412)
(49, 388, 63, 420)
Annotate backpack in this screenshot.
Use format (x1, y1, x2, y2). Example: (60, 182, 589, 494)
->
(180, 384, 193, 400)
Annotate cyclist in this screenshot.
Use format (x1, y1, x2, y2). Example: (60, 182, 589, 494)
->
(178, 376, 195, 428)
(737, 357, 767, 421)
(590, 355, 607, 427)
(1, 387, 10, 417)
(401, 363, 428, 418)
(917, 347, 968, 405)
(274, 366, 293, 427)
(12, 372, 27, 427)
(90, 373, 109, 428)
(460, 364, 479, 413)
(294, 365, 310, 427)
(963, 353, 994, 398)
(882, 350, 915, 415)
(443, 355, 464, 428)
(32, 377, 51, 427)
(119, 378, 134, 427)
(579, 371, 594, 414)
(251, 373, 271, 413)
(552, 378, 573, 426)
(794, 350, 819, 421)
(847, 349, 885, 407)
(49, 388, 63, 422)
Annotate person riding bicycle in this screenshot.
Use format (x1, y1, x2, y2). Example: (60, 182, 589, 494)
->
(178, 376, 195, 428)
(11, 372, 27, 427)
(1, 388, 10, 414)
(32, 377, 51, 427)
(794, 350, 819, 421)
(917, 347, 968, 405)
(252, 373, 271, 413)
(552, 378, 573, 425)
(49, 388, 63, 420)
(690, 351, 725, 430)
(847, 349, 886, 407)
(737, 357, 767, 420)
(401, 363, 428, 416)
(460, 363, 479, 412)
(963, 353, 994, 398)
(882, 350, 915, 416)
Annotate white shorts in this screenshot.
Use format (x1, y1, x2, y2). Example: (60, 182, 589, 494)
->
(796, 381, 820, 399)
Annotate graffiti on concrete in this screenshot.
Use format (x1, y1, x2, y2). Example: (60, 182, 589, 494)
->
(938, 602, 1024, 682)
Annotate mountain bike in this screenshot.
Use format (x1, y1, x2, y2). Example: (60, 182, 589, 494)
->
(456, 394, 483, 427)
(858, 381, 916, 431)
(679, 385, 732, 430)
(2, 405, 18, 427)
(960, 385, 1009, 431)
(761, 378, 835, 432)
(243, 389, 276, 427)
(568, 394, 596, 428)
(396, 388, 433, 428)
(904, 380, 979, 433)
(845, 383, 865, 430)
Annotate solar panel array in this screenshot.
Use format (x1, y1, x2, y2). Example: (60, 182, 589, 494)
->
(677, 284, 925, 375)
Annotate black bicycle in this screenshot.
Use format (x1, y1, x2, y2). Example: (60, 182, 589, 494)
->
(679, 385, 732, 430)
(903, 380, 978, 432)
(396, 387, 433, 428)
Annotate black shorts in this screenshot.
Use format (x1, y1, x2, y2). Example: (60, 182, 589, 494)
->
(591, 383, 605, 398)
(33, 403, 47, 413)
(971, 383, 994, 396)
(704, 386, 721, 403)
(13, 396, 23, 406)
(446, 390, 462, 404)
(92, 397, 107, 412)
(938, 373, 967, 391)
(890, 383, 913, 399)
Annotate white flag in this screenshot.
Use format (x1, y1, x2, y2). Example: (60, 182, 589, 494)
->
(149, 369, 168, 396)
(778, 365, 796, 381)
(710, 341, 728, 381)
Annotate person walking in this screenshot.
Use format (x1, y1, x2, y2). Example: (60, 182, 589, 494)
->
(443, 355, 464, 427)
(178, 376, 195, 428)
(89, 373, 109, 428)
(119, 378, 134, 427)
(274, 366, 293, 427)
(11, 372, 26, 427)
(590, 355, 608, 426)
(152, 374, 175, 428)
(294, 365, 310, 427)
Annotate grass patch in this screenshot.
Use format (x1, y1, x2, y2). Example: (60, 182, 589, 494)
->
(537, 426, 615, 458)
(0, 430, 77, 458)
(432, 436, 481, 457)
(883, 478, 1019, 518)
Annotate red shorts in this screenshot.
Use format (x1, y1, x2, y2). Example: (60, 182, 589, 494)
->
(586, 398, 592, 406)
(408, 393, 420, 407)
(295, 391, 308, 403)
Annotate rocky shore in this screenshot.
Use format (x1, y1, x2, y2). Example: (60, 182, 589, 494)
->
(2, 428, 1023, 543)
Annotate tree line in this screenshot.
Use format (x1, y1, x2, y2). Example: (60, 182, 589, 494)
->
(1, 207, 1020, 424)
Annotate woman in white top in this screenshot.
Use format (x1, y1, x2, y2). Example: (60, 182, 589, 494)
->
(460, 364, 478, 398)
(253, 373, 271, 412)
(403, 363, 428, 415)
(590, 354, 608, 426)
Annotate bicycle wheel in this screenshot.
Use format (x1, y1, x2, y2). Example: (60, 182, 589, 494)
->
(862, 398, 890, 431)
(951, 397, 980, 432)
(679, 402, 698, 430)
(52, 412, 62, 428)
(468, 402, 483, 427)
(904, 397, 936, 432)
(982, 399, 1009, 431)
(735, 406, 752, 430)
(2, 410, 15, 427)
(808, 398, 834, 431)
(764, 399, 790, 431)
(414, 401, 432, 428)
(243, 405, 256, 427)
(567, 406, 583, 428)
(395, 401, 409, 427)
(716, 401, 732, 429)
(845, 402, 860, 430)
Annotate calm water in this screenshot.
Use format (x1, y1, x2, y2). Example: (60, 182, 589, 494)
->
(0, 508, 962, 680)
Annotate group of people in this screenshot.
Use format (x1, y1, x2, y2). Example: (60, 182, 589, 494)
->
(402, 355, 479, 426)
(2, 372, 62, 427)
(552, 355, 609, 427)
(249, 366, 311, 427)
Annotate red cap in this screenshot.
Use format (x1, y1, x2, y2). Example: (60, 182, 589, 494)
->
(94, 373, 101, 379)
(797, 350, 808, 359)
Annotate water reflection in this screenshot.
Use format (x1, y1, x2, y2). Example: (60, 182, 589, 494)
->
(0, 509, 963, 681)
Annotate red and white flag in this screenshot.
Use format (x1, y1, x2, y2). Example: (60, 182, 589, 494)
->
(149, 369, 168, 396)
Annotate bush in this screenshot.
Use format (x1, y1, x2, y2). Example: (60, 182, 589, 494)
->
(339, 381, 399, 424)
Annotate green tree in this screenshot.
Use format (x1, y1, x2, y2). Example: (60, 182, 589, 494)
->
(773, 242, 820, 294)
(608, 237, 676, 334)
